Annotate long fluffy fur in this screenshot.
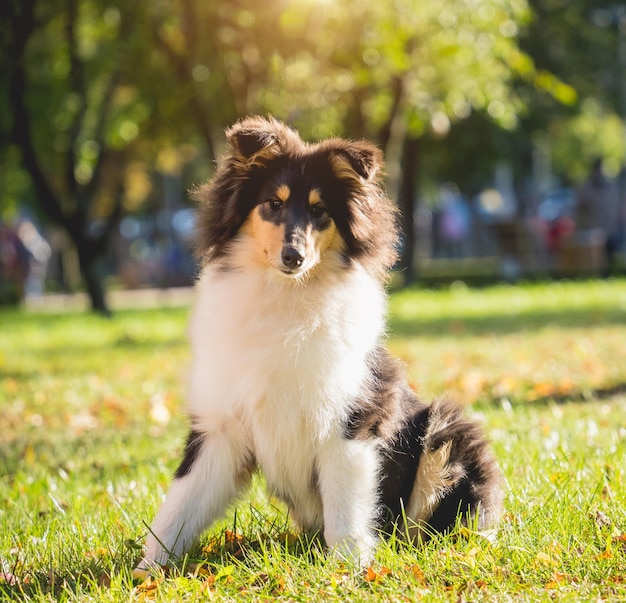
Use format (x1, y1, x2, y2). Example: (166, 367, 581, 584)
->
(136, 117, 502, 572)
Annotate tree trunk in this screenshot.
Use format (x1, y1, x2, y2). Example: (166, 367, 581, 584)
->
(397, 135, 421, 285)
(6, 0, 118, 315)
(76, 239, 110, 316)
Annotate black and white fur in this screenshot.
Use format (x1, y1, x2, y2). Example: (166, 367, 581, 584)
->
(136, 117, 502, 571)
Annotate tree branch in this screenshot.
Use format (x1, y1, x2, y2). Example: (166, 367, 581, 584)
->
(377, 75, 405, 150)
(86, 72, 120, 200)
(152, 18, 216, 161)
(7, 0, 78, 236)
(65, 0, 88, 208)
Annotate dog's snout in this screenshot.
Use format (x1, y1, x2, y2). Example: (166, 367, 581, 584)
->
(281, 246, 305, 270)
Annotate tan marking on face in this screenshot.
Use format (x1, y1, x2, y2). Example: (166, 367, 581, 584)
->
(240, 206, 285, 269)
(276, 184, 291, 202)
(242, 204, 341, 276)
(308, 188, 322, 205)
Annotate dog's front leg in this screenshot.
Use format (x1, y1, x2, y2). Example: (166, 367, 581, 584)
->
(317, 438, 380, 568)
(136, 428, 253, 572)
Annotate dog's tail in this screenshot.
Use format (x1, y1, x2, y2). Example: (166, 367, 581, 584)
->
(405, 398, 504, 541)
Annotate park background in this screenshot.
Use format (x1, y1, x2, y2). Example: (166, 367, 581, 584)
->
(1, 1, 626, 601)
(2, 0, 626, 310)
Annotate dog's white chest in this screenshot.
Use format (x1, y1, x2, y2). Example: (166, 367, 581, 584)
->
(185, 265, 386, 525)
(188, 267, 384, 408)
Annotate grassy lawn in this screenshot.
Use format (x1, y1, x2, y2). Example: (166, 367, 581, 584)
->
(1, 279, 625, 601)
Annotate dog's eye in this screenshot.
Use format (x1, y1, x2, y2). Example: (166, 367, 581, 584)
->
(309, 204, 327, 218)
(268, 199, 283, 211)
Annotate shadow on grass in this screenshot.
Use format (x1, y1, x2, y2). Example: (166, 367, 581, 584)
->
(0, 526, 322, 601)
(0, 543, 139, 601)
(190, 524, 324, 568)
(504, 381, 626, 408)
(388, 306, 626, 338)
(0, 424, 177, 482)
(0, 336, 187, 382)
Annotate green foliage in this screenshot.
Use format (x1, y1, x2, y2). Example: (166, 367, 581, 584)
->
(550, 99, 626, 181)
(1, 281, 625, 600)
(1, 0, 539, 206)
(6, 0, 620, 212)
(520, 0, 626, 182)
(0, 149, 33, 222)
(21, 2, 148, 187)
(257, 0, 536, 140)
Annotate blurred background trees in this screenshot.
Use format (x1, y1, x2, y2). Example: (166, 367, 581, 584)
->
(1, 0, 624, 312)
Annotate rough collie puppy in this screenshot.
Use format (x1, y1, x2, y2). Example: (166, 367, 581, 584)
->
(136, 116, 502, 572)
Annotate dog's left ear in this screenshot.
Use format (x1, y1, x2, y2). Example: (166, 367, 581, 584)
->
(327, 140, 383, 182)
(323, 139, 398, 279)
(226, 116, 302, 162)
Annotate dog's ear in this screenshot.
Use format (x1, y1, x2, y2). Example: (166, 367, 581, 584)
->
(320, 138, 398, 279)
(326, 140, 383, 182)
(227, 119, 279, 160)
(226, 116, 302, 162)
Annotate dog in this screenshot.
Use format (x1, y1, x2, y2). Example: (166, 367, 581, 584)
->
(136, 116, 502, 572)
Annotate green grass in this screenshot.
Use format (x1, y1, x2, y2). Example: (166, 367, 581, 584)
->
(1, 279, 625, 601)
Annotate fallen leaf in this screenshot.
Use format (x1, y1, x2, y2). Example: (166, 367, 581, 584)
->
(194, 564, 212, 578)
(532, 382, 556, 399)
(85, 547, 110, 559)
(329, 570, 350, 589)
(409, 564, 426, 584)
(364, 566, 378, 582)
(0, 572, 20, 586)
(273, 575, 286, 593)
(545, 572, 578, 588)
(135, 575, 160, 592)
(594, 510, 612, 529)
(98, 572, 111, 588)
(364, 566, 391, 583)
(535, 551, 559, 567)
(595, 548, 613, 561)
(610, 533, 626, 553)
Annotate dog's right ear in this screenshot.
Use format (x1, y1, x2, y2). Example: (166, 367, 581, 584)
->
(226, 116, 302, 163)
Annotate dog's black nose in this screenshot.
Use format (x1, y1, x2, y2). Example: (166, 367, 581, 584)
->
(281, 246, 305, 270)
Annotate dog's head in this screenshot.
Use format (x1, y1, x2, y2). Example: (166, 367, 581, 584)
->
(194, 116, 399, 281)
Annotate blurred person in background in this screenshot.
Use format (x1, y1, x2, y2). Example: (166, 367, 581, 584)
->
(437, 182, 471, 258)
(16, 218, 51, 303)
(0, 220, 29, 304)
(574, 159, 621, 275)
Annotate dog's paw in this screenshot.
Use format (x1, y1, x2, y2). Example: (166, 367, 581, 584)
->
(133, 555, 168, 579)
(131, 566, 150, 581)
(329, 536, 376, 570)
